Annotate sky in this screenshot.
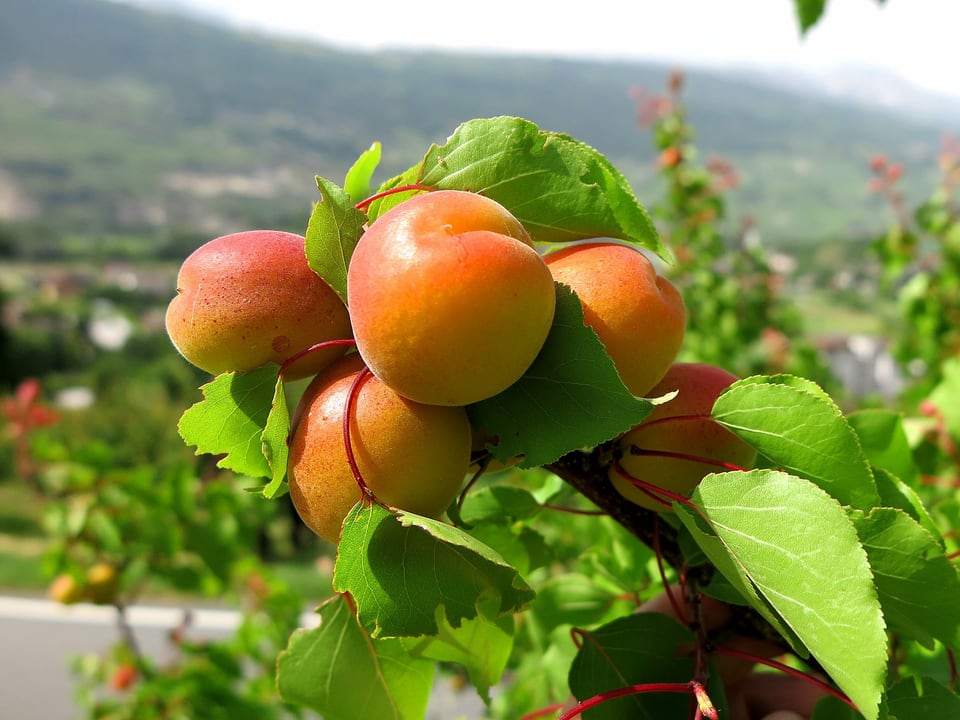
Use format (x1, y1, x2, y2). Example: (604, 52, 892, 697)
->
(129, 0, 960, 99)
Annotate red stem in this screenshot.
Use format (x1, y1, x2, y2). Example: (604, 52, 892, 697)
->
(628, 446, 749, 474)
(712, 645, 858, 712)
(653, 518, 689, 625)
(354, 184, 432, 211)
(517, 703, 567, 720)
(341, 366, 385, 509)
(278, 338, 356, 377)
(611, 461, 694, 509)
(556, 681, 699, 720)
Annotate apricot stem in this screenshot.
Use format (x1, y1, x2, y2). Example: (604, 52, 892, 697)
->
(712, 644, 858, 711)
(354, 184, 432, 211)
(516, 704, 566, 720)
(653, 518, 689, 625)
(341, 366, 386, 510)
(278, 338, 356, 377)
(611, 461, 682, 508)
(628, 446, 749, 474)
(556, 681, 704, 720)
(450, 463, 487, 529)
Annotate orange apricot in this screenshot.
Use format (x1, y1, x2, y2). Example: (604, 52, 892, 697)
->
(545, 241, 685, 397)
(166, 230, 352, 380)
(347, 190, 556, 406)
(287, 354, 472, 543)
(610, 362, 756, 511)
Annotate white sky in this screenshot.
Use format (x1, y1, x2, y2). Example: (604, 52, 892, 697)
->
(131, 0, 960, 99)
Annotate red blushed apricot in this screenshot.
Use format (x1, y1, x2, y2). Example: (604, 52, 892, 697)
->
(165, 230, 352, 380)
(610, 362, 757, 511)
(287, 354, 472, 543)
(545, 242, 686, 397)
(347, 190, 556, 406)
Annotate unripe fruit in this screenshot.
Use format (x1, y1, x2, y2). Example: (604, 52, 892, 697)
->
(165, 230, 352, 380)
(545, 242, 686, 397)
(610, 362, 756, 511)
(85, 562, 120, 605)
(288, 354, 472, 543)
(347, 190, 556, 406)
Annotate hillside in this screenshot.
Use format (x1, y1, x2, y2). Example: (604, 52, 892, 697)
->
(1, 0, 957, 258)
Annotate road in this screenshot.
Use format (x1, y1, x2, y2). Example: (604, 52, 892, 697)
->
(0, 594, 485, 720)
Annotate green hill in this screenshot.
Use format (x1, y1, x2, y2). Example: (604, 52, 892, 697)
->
(0, 0, 955, 258)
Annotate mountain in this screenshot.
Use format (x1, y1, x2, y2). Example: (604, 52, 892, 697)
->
(745, 64, 960, 126)
(1, 0, 957, 259)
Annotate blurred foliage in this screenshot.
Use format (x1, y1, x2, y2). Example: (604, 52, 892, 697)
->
(870, 138, 960, 399)
(632, 71, 836, 389)
(2, 374, 319, 720)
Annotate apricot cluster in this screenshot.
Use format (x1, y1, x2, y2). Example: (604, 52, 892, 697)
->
(166, 188, 742, 542)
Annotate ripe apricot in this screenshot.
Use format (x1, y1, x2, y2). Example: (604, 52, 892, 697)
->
(347, 190, 556, 406)
(545, 242, 685, 397)
(610, 362, 756, 511)
(166, 230, 352, 380)
(287, 354, 472, 543)
(109, 664, 138, 692)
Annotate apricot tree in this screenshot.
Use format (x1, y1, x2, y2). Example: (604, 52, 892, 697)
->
(169, 116, 960, 720)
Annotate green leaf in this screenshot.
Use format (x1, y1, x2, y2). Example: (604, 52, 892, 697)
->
(872, 467, 941, 543)
(677, 469, 888, 720)
(533, 572, 635, 630)
(305, 176, 367, 304)
(673, 485, 804, 652)
(344, 141, 382, 203)
(847, 409, 920, 485)
(459, 485, 543, 523)
(277, 595, 435, 720)
(332, 504, 534, 638)
(794, 0, 827, 33)
(851, 507, 960, 650)
(468, 284, 652, 468)
(888, 676, 960, 717)
(567, 613, 703, 720)
(371, 116, 668, 259)
(259, 373, 289, 498)
(811, 695, 865, 720)
(467, 520, 553, 576)
(401, 597, 514, 702)
(177, 366, 279, 479)
(713, 377, 879, 509)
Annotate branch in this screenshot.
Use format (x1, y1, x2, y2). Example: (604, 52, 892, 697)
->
(545, 447, 789, 651)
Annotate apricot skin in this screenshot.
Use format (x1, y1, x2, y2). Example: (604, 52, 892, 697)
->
(611, 362, 757, 511)
(165, 230, 352, 380)
(347, 190, 557, 406)
(545, 242, 686, 397)
(287, 354, 472, 543)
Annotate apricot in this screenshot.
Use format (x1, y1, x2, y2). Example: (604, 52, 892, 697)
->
(48, 573, 85, 605)
(165, 230, 352, 380)
(287, 354, 472, 543)
(610, 362, 757, 511)
(544, 241, 686, 397)
(85, 561, 121, 605)
(347, 190, 556, 406)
